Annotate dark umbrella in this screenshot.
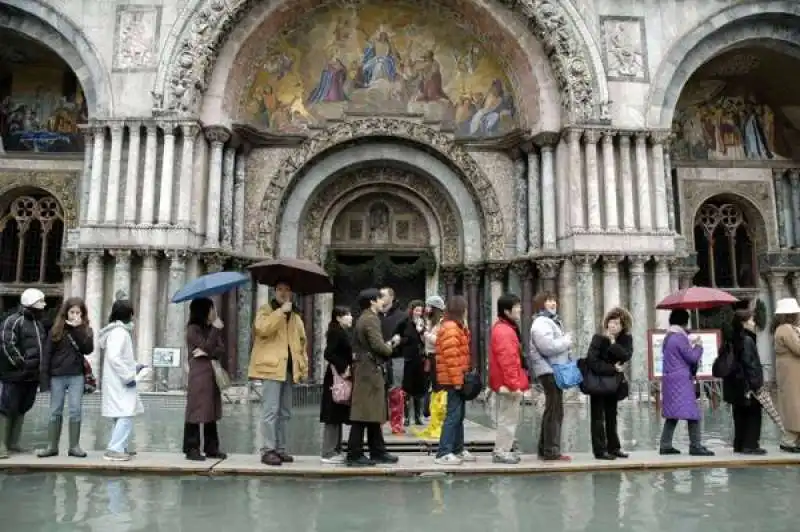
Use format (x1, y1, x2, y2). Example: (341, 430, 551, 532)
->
(656, 287, 739, 311)
(171, 271, 250, 303)
(247, 258, 334, 294)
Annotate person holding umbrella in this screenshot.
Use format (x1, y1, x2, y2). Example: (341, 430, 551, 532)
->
(248, 280, 308, 467)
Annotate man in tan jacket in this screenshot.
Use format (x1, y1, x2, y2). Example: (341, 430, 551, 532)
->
(248, 281, 307, 466)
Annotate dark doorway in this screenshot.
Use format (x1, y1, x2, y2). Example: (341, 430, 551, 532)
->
(331, 253, 428, 317)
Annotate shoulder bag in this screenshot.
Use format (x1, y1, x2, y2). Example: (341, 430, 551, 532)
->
(531, 323, 582, 390)
(330, 366, 352, 404)
(66, 332, 97, 394)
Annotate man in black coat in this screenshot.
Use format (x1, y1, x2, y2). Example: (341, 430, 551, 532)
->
(0, 288, 48, 458)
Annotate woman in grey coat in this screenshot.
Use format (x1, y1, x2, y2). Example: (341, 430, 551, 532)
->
(529, 291, 573, 461)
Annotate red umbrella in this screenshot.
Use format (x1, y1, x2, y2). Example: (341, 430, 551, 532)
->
(656, 287, 739, 310)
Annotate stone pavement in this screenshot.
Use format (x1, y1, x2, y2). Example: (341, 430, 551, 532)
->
(0, 446, 798, 478)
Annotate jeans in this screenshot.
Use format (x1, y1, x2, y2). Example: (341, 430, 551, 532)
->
(538, 374, 564, 458)
(660, 418, 701, 449)
(589, 395, 621, 456)
(494, 392, 522, 454)
(437, 389, 465, 458)
(261, 370, 293, 452)
(107, 417, 134, 453)
(49, 374, 84, 422)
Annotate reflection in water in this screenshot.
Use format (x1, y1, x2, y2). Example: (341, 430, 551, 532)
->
(1, 469, 799, 531)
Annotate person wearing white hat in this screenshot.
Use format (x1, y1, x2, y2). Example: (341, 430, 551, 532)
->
(772, 297, 800, 452)
(0, 288, 48, 458)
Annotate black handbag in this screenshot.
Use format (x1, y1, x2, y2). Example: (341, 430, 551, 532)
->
(460, 370, 482, 401)
(579, 369, 621, 396)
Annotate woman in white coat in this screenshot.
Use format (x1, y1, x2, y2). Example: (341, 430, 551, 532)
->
(98, 299, 144, 461)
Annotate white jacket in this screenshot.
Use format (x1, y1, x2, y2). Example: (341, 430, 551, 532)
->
(98, 322, 143, 418)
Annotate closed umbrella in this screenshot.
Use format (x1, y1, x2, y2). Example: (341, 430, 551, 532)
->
(171, 271, 250, 303)
(750, 388, 786, 433)
(656, 287, 739, 311)
(247, 258, 334, 295)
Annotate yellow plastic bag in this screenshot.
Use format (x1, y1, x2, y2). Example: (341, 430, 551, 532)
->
(412, 390, 447, 439)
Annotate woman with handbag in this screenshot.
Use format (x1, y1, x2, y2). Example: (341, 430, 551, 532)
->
(319, 306, 354, 464)
(37, 297, 94, 458)
(583, 307, 632, 460)
(183, 298, 227, 461)
(395, 300, 426, 427)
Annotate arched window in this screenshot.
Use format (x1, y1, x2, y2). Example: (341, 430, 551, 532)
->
(693, 200, 755, 288)
(0, 193, 64, 284)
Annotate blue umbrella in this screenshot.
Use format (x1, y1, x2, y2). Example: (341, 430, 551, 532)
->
(171, 271, 250, 303)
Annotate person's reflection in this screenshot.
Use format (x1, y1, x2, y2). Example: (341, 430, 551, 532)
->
(491, 477, 521, 532)
(54, 473, 81, 526)
(586, 473, 622, 531)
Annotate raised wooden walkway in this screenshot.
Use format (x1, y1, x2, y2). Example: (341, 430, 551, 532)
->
(1, 446, 798, 478)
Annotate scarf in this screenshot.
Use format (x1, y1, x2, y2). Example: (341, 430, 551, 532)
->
(536, 309, 564, 330)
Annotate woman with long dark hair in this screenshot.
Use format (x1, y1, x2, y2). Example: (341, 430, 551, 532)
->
(394, 300, 426, 427)
(37, 297, 94, 458)
(319, 306, 353, 464)
(182, 297, 226, 461)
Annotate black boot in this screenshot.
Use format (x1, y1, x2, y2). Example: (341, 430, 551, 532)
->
(0, 414, 9, 459)
(37, 417, 62, 458)
(413, 397, 423, 425)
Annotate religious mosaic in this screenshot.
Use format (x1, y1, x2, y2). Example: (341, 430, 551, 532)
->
(239, 2, 517, 138)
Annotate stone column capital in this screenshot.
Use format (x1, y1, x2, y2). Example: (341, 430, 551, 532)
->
(535, 258, 562, 280)
(181, 122, 201, 138)
(486, 262, 507, 283)
(510, 260, 533, 280)
(463, 265, 482, 286)
(533, 131, 560, 148)
(653, 255, 676, 271)
(158, 121, 178, 136)
(166, 249, 188, 262)
(203, 252, 227, 273)
(789, 170, 800, 183)
(204, 126, 231, 145)
(85, 251, 105, 267)
(440, 265, 461, 285)
(126, 120, 143, 132)
(602, 255, 623, 272)
(573, 254, 598, 272)
(109, 121, 125, 136)
(144, 122, 158, 135)
(628, 255, 648, 273)
(769, 270, 788, 281)
(634, 131, 648, 144)
(109, 248, 133, 260)
(772, 169, 786, 182)
(649, 130, 671, 145)
(136, 249, 161, 262)
(563, 128, 583, 142)
(618, 131, 632, 145)
(583, 129, 601, 144)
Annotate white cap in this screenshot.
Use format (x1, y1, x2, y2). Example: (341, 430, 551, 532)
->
(425, 295, 445, 311)
(20, 288, 46, 310)
(775, 298, 800, 315)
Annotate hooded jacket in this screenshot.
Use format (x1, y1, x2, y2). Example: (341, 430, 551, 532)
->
(98, 321, 143, 418)
(0, 307, 47, 382)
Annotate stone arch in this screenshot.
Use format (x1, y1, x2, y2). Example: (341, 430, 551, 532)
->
(0, 0, 114, 117)
(0, 171, 79, 228)
(685, 190, 771, 253)
(300, 170, 460, 265)
(260, 118, 503, 262)
(646, 1, 800, 128)
(152, 0, 606, 124)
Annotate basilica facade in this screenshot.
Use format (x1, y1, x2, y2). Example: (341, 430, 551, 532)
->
(0, 0, 796, 389)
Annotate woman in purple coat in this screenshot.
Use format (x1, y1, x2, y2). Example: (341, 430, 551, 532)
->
(658, 310, 714, 456)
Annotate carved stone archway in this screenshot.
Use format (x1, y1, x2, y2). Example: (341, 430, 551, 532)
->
(260, 118, 503, 261)
(299, 168, 462, 265)
(0, 171, 79, 228)
(152, 0, 605, 123)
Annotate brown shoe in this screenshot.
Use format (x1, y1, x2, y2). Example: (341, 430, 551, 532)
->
(261, 451, 282, 466)
(277, 451, 294, 463)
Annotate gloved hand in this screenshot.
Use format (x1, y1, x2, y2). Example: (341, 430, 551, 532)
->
(125, 380, 137, 388)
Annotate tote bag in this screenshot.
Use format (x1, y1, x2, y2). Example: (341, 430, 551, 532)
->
(330, 367, 352, 404)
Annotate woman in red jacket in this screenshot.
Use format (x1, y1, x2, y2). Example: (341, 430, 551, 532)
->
(489, 293, 530, 464)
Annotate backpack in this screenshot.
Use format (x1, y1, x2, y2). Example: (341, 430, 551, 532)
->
(712, 342, 736, 379)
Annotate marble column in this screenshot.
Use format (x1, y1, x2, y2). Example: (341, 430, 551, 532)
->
(654, 257, 672, 328)
(525, 148, 540, 253)
(769, 271, 788, 305)
(516, 155, 531, 253)
(136, 250, 159, 390)
(463, 267, 481, 367)
(602, 255, 622, 313)
(619, 133, 636, 231)
(157, 123, 177, 225)
(123, 123, 142, 224)
(237, 271, 254, 380)
(111, 249, 132, 300)
(140, 124, 159, 224)
(233, 152, 247, 249)
(536, 258, 560, 294)
(177, 124, 199, 228)
(60, 262, 73, 299)
(79, 127, 93, 223)
(574, 255, 597, 357)
(70, 254, 86, 300)
(165, 251, 188, 389)
(205, 127, 230, 248)
(773, 170, 789, 248)
(488, 263, 506, 322)
(513, 261, 534, 350)
(558, 258, 577, 337)
(583, 131, 601, 232)
(441, 267, 458, 300)
(566, 129, 585, 232)
(650, 132, 670, 232)
(104, 122, 124, 224)
(634, 132, 652, 231)
(538, 134, 558, 250)
(221, 147, 236, 249)
(628, 255, 648, 383)
(601, 131, 619, 232)
(86, 125, 106, 224)
(790, 171, 800, 247)
(84, 252, 105, 371)
(678, 267, 698, 290)
(302, 296, 315, 381)
(663, 141, 676, 231)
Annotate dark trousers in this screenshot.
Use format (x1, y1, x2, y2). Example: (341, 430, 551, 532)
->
(538, 374, 564, 458)
(182, 422, 221, 454)
(346, 422, 387, 459)
(590, 395, 621, 456)
(0, 381, 39, 417)
(732, 402, 762, 451)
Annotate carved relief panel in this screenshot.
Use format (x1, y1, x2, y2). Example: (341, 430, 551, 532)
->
(113, 6, 162, 71)
(600, 16, 648, 82)
(331, 194, 431, 249)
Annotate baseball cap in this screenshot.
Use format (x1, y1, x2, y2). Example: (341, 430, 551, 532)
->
(425, 295, 445, 311)
(20, 288, 46, 310)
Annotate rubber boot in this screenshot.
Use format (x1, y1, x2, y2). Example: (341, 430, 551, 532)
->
(8, 415, 28, 453)
(0, 414, 9, 459)
(37, 416, 62, 458)
(68, 420, 87, 458)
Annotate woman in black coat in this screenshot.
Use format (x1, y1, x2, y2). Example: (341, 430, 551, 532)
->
(319, 306, 353, 464)
(584, 307, 633, 461)
(723, 309, 765, 455)
(394, 300, 426, 426)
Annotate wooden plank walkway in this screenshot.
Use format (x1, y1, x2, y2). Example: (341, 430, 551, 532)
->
(342, 419, 496, 453)
(1, 446, 799, 478)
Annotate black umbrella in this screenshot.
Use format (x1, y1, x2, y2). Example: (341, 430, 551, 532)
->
(247, 258, 334, 295)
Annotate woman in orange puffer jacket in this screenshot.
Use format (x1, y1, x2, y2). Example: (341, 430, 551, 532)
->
(434, 295, 473, 465)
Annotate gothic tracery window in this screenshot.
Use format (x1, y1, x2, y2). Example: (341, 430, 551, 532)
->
(693, 201, 755, 288)
(0, 193, 64, 284)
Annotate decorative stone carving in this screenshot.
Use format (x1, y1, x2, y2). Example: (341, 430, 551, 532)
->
(573, 254, 599, 272)
(510, 260, 533, 280)
(205, 126, 231, 145)
(300, 167, 460, 264)
(602, 254, 623, 272)
(260, 118, 503, 260)
(487, 262, 508, 283)
(535, 258, 562, 280)
(463, 266, 482, 286)
(155, 0, 599, 122)
(202, 252, 227, 273)
(114, 6, 161, 70)
(0, 171, 80, 228)
(600, 16, 648, 82)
